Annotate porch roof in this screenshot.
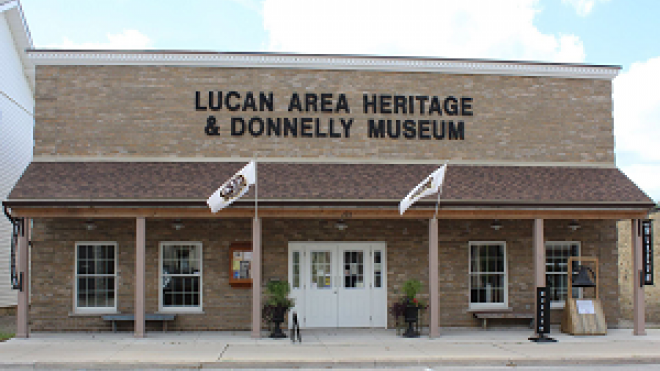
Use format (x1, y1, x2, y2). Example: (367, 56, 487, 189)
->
(5, 161, 654, 210)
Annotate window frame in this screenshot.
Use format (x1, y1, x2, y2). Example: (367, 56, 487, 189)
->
(468, 241, 508, 310)
(74, 241, 118, 314)
(545, 241, 581, 309)
(158, 241, 203, 313)
(372, 248, 385, 290)
(291, 250, 302, 290)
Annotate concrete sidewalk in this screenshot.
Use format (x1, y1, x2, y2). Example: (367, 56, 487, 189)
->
(1, 328, 659, 369)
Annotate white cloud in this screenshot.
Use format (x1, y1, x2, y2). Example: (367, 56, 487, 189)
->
(47, 30, 152, 49)
(614, 55, 660, 202)
(614, 56, 660, 162)
(561, 0, 609, 17)
(262, 0, 585, 63)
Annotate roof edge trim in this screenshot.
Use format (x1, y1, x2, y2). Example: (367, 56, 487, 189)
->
(4, 199, 655, 209)
(26, 50, 620, 80)
(31, 156, 618, 168)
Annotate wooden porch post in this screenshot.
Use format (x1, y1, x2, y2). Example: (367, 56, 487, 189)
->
(135, 217, 146, 338)
(16, 218, 30, 339)
(632, 219, 646, 335)
(429, 217, 439, 338)
(533, 218, 545, 336)
(251, 217, 262, 338)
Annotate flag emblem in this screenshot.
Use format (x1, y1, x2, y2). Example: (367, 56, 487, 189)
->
(207, 161, 256, 213)
(220, 175, 248, 201)
(399, 164, 447, 215)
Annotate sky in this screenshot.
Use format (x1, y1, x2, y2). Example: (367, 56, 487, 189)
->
(18, 0, 660, 203)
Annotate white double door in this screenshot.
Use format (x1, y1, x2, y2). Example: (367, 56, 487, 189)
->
(288, 242, 387, 328)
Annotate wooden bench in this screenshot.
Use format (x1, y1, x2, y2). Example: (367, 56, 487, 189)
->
(102, 314, 176, 333)
(472, 312, 534, 329)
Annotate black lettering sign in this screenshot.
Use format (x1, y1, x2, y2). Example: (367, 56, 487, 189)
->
(642, 220, 654, 286)
(536, 287, 550, 334)
(196, 91, 473, 141)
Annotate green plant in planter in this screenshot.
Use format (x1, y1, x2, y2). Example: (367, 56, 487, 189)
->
(265, 280, 295, 308)
(402, 279, 425, 307)
(262, 280, 295, 338)
(390, 278, 426, 338)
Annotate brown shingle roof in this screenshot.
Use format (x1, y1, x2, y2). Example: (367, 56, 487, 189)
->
(5, 162, 654, 208)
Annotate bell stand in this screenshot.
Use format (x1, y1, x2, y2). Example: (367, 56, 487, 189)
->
(562, 256, 607, 335)
(567, 256, 599, 300)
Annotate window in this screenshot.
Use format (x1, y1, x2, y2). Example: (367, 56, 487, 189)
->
(160, 242, 202, 311)
(469, 242, 507, 308)
(373, 250, 383, 288)
(546, 242, 580, 307)
(343, 250, 365, 288)
(75, 242, 117, 312)
(292, 251, 301, 289)
(311, 251, 332, 289)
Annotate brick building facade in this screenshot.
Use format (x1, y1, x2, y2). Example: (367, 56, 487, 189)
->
(4, 51, 654, 337)
(619, 209, 659, 327)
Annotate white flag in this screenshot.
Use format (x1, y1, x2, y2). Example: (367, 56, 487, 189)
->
(207, 161, 256, 213)
(399, 164, 447, 215)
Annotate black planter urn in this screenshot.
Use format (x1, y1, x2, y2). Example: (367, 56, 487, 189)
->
(269, 306, 288, 339)
(403, 304, 420, 338)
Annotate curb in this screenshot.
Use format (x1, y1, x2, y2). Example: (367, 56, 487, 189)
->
(2, 357, 660, 370)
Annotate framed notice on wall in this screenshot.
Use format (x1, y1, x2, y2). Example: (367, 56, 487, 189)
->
(229, 242, 253, 288)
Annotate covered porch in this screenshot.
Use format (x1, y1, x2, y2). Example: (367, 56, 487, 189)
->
(4, 161, 654, 338)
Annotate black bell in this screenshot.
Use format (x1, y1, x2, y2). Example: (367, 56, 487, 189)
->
(572, 265, 596, 288)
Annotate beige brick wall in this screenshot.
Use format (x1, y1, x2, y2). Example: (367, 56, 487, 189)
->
(29, 218, 619, 331)
(34, 66, 614, 163)
(618, 211, 660, 326)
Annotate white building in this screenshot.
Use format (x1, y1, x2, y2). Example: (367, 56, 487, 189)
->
(0, 0, 34, 309)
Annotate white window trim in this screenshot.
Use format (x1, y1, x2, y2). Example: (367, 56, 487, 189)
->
(468, 241, 508, 310)
(74, 241, 118, 314)
(158, 241, 203, 313)
(545, 241, 581, 309)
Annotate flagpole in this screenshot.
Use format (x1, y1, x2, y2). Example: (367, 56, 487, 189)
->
(433, 161, 449, 220)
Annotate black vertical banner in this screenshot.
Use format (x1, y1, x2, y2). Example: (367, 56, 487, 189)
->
(10, 219, 22, 290)
(536, 287, 550, 334)
(642, 220, 654, 286)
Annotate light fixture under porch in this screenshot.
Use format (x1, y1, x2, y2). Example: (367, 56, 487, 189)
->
(171, 219, 185, 231)
(84, 219, 96, 231)
(335, 219, 348, 231)
(569, 220, 581, 232)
